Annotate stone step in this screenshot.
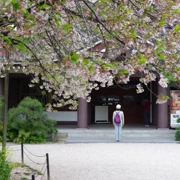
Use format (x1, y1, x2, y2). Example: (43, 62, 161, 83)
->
(65, 136, 178, 143)
(59, 128, 176, 132)
(66, 134, 175, 138)
(58, 129, 177, 143)
(59, 129, 176, 136)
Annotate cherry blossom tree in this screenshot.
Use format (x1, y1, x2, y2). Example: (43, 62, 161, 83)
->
(0, 0, 180, 109)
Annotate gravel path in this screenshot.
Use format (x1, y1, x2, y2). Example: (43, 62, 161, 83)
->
(8, 143, 180, 180)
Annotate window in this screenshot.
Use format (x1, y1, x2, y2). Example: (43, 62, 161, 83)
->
(95, 96, 106, 105)
(108, 95, 119, 105)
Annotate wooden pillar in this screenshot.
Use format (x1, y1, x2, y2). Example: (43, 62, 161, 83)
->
(77, 98, 88, 128)
(152, 81, 158, 125)
(157, 85, 168, 128)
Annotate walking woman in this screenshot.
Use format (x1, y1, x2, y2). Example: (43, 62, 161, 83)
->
(112, 104, 125, 142)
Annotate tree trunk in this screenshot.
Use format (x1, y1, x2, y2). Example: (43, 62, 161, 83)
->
(2, 73, 9, 151)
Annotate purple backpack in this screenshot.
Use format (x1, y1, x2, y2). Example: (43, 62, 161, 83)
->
(114, 112, 121, 124)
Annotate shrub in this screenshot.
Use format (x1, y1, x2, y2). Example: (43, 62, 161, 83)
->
(7, 97, 58, 143)
(175, 128, 180, 141)
(0, 96, 4, 142)
(175, 118, 180, 141)
(0, 121, 3, 142)
(0, 150, 12, 180)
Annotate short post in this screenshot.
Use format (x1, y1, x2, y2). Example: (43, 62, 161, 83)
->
(21, 141, 24, 164)
(32, 174, 35, 180)
(46, 153, 50, 180)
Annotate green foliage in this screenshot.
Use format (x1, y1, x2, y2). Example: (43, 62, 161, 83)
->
(0, 150, 12, 180)
(70, 52, 82, 64)
(163, 72, 177, 83)
(62, 23, 73, 34)
(3, 0, 12, 6)
(12, 162, 42, 175)
(40, 4, 51, 9)
(175, 128, 180, 141)
(0, 121, 3, 142)
(89, 65, 95, 74)
(0, 96, 4, 118)
(175, 118, 180, 141)
(7, 97, 58, 143)
(0, 96, 4, 142)
(138, 54, 147, 65)
(177, 118, 180, 123)
(174, 24, 180, 33)
(119, 69, 129, 75)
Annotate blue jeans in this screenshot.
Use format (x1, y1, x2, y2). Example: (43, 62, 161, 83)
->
(144, 110, 150, 125)
(114, 124, 122, 141)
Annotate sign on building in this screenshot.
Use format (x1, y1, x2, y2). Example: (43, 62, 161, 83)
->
(170, 90, 180, 128)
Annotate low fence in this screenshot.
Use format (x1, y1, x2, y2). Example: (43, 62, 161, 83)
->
(2, 143, 50, 180)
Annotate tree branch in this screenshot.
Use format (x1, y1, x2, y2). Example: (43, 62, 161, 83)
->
(82, 0, 125, 45)
(11, 38, 56, 79)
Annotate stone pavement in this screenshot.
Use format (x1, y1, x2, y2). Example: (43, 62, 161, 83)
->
(3, 125, 180, 180)
(8, 143, 180, 180)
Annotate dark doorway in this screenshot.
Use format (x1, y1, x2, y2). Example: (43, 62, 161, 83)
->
(91, 82, 149, 124)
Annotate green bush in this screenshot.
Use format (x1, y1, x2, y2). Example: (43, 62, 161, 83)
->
(175, 118, 180, 141)
(0, 121, 2, 142)
(0, 96, 4, 142)
(175, 128, 180, 141)
(0, 96, 4, 118)
(0, 150, 12, 180)
(7, 97, 58, 143)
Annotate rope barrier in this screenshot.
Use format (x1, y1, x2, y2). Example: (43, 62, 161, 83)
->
(0, 144, 21, 147)
(39, 162, 47, 174)
(0, 144, 20, 148)
(5, 145, 21, 152)
(6, 149, 21, 151)
(1, 142, 50, 179)
(24, 151, 47, 165)
(41, 167, 47, 180)
(35, 162, 46, 178)
(23, 145, 46, 158)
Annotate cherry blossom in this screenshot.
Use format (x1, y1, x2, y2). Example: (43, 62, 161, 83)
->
(0, 0, 180, 109)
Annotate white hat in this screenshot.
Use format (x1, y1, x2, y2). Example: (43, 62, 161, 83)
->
(116, 104, 121, 109)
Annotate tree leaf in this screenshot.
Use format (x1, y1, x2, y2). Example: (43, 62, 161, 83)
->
(174, 24, 180, 33)
(89, 66, 95, 74)
(174, 9, 179, 14)
(4, 0, 12, 6)
(102, 64, 113, 69)
(20, 37, 30, 44)
(62, 23, 73, 34)
(12, 0, 19, 10)
(3, 36, 12, 45)
(40, 4, 51, 9)
(70, 53, 81, 64)
(21, 8, 28, 14)
(157, 53, 165, 61)
(138, 54, 147, 65)
(83, 58, 90, 65)
(16, 43, 27, 51)
(119, 69, 129, 75)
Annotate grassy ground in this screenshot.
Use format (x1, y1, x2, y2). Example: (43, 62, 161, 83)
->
(10, 163, 45, 180)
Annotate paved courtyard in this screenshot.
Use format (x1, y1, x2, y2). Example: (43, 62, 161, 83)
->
(8, 143, 180, 180)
